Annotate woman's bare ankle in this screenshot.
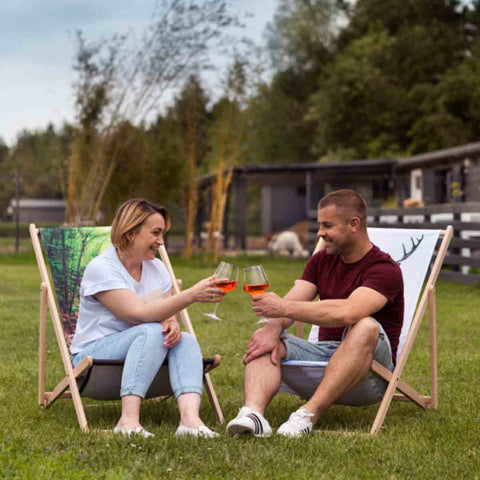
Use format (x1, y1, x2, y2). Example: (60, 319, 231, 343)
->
(116, 418, 141, 430)
(179, 415, 204, 429)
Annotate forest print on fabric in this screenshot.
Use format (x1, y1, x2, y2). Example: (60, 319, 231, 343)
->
(40, 227, 111, 346)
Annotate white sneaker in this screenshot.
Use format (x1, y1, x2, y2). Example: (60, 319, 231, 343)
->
(175, 425, 219, 438)
(226, 407, 272, 437)
(277, 408, 314, 437)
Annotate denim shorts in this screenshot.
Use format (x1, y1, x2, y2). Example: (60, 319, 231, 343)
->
(281, 319, 394, 402)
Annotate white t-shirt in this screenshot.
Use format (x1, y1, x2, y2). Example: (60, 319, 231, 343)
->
(70, 246, 172, 354)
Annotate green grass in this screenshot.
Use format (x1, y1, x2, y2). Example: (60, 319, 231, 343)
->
(1, 252, 479, 479)
(0, 237, 32, 254)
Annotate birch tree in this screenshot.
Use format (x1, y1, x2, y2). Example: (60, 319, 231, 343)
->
(173, 76, 210, 258)
(206, 52, 263, 262)
(67, 0, 240, 224)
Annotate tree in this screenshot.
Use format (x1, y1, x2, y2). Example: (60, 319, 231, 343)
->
(338, 0, 468, 50)
(11, 125, 69, 199)
(173, 75, 210, 258)
(307, 0, 480, 158)
(265, 0, 345, 74)
(205, 54, 261, 261)
(67, 0, 240, 225)
(307, 28, 409, 159)
(98, 120, 175, 220)
(243, 0, 344, 165)
(244, 70, 318, 164)
(408, 53, 480, 153)
(0, 139, 11, 220)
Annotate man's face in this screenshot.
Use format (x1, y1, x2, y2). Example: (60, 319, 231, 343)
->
(316, 205, 353, 256)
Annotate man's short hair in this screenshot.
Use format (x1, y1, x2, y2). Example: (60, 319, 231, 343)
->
(111, 198, 170, 251)
(317, 189, 368, 230)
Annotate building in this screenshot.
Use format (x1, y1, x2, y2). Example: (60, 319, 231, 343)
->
(198, 141, 480, 250)
(395, 142, 480, 205)
(8, 198, 66, 224)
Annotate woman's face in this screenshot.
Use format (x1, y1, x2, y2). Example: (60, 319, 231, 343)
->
(128, 213, 166, 261)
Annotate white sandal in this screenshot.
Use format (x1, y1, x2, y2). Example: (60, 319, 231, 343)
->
(113, 426, 154, 438)
(175, 425, 218, 438)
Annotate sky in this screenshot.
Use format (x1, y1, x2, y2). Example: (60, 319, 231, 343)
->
(0, 0, 277, 145)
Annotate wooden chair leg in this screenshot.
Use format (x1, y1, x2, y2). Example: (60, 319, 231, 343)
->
(45, 357, 93, 406)
(428, 287, 438, 409)
(39, 284, 47, 407)
(159, 245, 224, 424)
(203, 373, 224, 425)
(70, 379, 89, 432)
(371, 361, 429, 409)
(370, 379, 397, 435)
(44, 356, 92, 432)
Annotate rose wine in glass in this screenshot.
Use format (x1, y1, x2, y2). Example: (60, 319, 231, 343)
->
(203, 262, 238, 321)
(243, 265, 270, 324)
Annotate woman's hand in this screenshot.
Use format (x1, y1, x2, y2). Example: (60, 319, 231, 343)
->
(188, 275, 227, 303)
(162, 317, 182, 347)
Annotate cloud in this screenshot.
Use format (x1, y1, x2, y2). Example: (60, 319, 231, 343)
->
(0, 0, 275, 143)
(0, 0, 153, 57)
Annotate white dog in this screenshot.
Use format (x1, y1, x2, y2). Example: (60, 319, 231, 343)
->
(267, 231, 308, 258)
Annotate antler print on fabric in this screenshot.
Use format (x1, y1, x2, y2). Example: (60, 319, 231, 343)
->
(395, 235, 424, 265)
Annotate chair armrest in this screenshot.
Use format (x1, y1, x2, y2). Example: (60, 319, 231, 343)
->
(203, 355, 221, 374)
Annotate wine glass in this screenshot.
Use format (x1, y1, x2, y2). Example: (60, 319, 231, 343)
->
(203, 261, 239, 321)
(243, 265, 270, 324)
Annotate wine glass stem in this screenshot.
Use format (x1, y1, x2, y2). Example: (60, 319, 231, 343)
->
(211, 303, 219, 316)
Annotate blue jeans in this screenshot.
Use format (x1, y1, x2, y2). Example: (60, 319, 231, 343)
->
(71, 323, 203, 399)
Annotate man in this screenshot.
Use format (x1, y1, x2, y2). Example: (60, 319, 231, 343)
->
(227, 189, 404, 437)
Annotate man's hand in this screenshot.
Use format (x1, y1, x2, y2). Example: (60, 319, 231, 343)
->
(251, 292, 287, 318)
(243, 322, 283, 365)
(161, 317, 181, 347)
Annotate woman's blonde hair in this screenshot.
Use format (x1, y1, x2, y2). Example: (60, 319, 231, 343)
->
(111, 199, 170, 251)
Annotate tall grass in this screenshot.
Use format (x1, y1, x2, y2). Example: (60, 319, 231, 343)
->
(0, 252, 479, 479)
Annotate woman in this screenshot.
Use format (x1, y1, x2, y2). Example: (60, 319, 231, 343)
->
(70, 199, 226, 438)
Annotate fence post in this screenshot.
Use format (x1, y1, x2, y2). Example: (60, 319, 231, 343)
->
(452, 208, 461, 272)
(14, 166, 20, 254)
(397, 207, 404, 226)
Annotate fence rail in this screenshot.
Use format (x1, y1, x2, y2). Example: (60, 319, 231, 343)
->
(308, 202, 480, 285)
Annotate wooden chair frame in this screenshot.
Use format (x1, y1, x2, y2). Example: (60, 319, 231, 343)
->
(292, 226, 453, 435)
(30, 224, 224, 432)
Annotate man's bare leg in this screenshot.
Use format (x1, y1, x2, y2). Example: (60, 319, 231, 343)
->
(243, 341, 287, 415)
(302, 317, 379, 423)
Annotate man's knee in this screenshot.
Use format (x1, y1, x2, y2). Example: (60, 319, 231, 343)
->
(347, 317, 380, 349)
(244, 340, 286, 367)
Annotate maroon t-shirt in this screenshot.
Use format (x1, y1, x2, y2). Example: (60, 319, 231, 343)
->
(300, 245, 404, 363)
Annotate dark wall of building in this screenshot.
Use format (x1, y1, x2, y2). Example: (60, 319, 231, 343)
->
(261, 185, 306, 234)
(18, 207, 65, 223)
(260, 174, 392, 234)
(464, 158, 480, 202)
(397, 143, 480, 205)
(421, 162, 480, 204)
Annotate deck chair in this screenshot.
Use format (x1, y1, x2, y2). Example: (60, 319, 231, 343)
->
(280, 226, 453, 435)
(30, 224, 224, 432)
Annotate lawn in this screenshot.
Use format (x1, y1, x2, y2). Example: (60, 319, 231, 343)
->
(0, 251, 479, 479)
